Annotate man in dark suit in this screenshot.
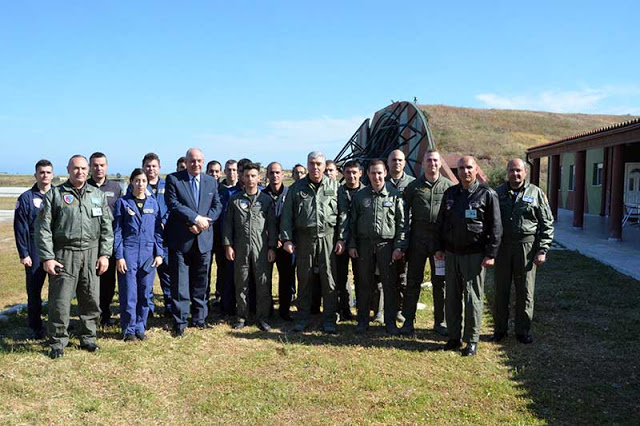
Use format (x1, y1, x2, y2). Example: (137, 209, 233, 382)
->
(164, 148, 222, 337)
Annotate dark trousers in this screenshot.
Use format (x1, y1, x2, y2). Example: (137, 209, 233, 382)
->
(404, 241, 446, 327)
(155, 254, 172, 315)
(208, 221, 225, 300)
(169, 243, 211, 330)
(335, 252, 357, 313)
(99, 256, 117, 321)
(24, 263, 47, 333)
(356, 240, 398, 329)
(271, 247, 295, 316)
(222, 258, 236, 316)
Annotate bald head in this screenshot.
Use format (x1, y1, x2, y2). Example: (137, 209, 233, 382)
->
(507, 158, 527, 188)
(457, 156, 478, 189)
(387, 149, 406, 178)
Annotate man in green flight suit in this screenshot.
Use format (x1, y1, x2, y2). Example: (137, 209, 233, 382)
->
(493, 158, 554, 344)
(400, 150, 453, 336)
(348, 160, 407, 335)
(223, 162, 277, 332)
(280, 151, 342, 334)
(35, 155, 113, 359)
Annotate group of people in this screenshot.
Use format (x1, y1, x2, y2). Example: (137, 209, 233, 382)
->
(14, 147, 554, 359)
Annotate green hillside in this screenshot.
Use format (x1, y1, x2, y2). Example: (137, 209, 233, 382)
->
(420, 104, 638, 181)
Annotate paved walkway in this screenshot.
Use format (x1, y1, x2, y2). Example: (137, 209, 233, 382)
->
(554, 209, 640, 281)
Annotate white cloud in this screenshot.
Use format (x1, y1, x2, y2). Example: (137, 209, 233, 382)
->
(197, 115, 367, 166)
(475, 86, 640, 114)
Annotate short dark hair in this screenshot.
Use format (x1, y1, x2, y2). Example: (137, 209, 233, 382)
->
(368, 159, 385, 171)
(142, 152, 160, 166)
(326, 160, 336, 168)
(243, 162, 260, 174)
(293, 164, 306, 172)
(176, 156, 187, 166)
(225, 159, 237, 168)
(89, 152, 107, 162)
(237, 158, 252, 171)
(35, 159, 52, 171)
(129, 168, 147, 182)
(207, 160, 221, 170)
(343, 160, 362, 170)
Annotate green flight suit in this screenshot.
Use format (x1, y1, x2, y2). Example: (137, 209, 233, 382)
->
(494, 182, 554, 337)
(385, 173, 415, 311)
(35, 181, 113, 349)
(222, 190, 277, 323)
(403, 175, 453, 328)
(348, 185, 407, 330)
(280, 175, 340, 328)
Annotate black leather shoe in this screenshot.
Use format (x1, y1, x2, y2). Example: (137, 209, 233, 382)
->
(232, 321, 246, 330)
(340, 310, 355, 322)
(49, 348, 64, 359)
(123, 334, 138, 342)
(80, 343, 100, 353)
(461, 343, 477, 356)
(35, 328, 47, 340)
(172, 328, 185, 338)
(386, 326, 400, 336)
(399, 323, 415, 336)
(323, 323, 338, 335)
(257, 321, 272, 332)
(355, 322, 368, 334)
(100, 317, 117, 327)
(443, 339, 462, 351)
(135, 332, 148, 341)
(491, 332, 507, 342)
(279, 312, 293, 322)
(194, 322, 212, 329)
(517, 334, 533, 344)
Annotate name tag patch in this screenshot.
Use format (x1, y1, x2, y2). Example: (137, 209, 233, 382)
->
(383, 201, 393, 207)
(91, 197, 102, 205)
(33, 198, 42, 209)
(254, 201, 262, 207)
(465, 209, 477, 219)
(523, 195, 534, 203)
(92, 207, 103, 217)
(240, 201, 250, 209)
(143, 208, 154, 214)
(127, 207, 136, 216)
(104, 191, 115, 197)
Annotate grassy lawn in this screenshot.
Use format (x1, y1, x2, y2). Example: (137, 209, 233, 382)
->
(0, 219, 638, 424)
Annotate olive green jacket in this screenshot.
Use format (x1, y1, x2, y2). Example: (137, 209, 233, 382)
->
(386, 172, 415, 195)
(495, 182, 554, 251)
(280, 175, 340, 241)
(348, 185, 407, 250)
(35, 181, 114, 261)
(404, 175, 454, 241)
(222, 190, 278, 255)
(336, 183, 362, 242)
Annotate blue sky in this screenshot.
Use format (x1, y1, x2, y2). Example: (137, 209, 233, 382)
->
(1, 1, 638, 174)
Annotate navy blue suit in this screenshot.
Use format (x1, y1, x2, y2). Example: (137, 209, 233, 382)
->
(13, 184, 48, 334)
(113, 193, 164, 336)
(164, 170, 222, 330)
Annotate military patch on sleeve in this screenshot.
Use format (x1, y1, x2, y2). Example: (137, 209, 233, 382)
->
(363, 198, 372, 208)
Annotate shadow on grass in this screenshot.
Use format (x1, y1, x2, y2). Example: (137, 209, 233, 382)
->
(484, 250, 640, 424)
(225, 320, 446, 353)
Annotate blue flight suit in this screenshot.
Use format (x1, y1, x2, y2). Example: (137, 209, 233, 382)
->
(13, 184, 48, 335)
(113, 193, 164, 336)
(147, 177, 172, 315)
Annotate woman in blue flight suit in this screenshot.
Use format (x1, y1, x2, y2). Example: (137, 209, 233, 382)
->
(113, 168, 164, 341)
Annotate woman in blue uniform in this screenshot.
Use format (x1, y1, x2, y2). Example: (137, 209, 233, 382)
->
(113, 168, 164, 341)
